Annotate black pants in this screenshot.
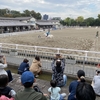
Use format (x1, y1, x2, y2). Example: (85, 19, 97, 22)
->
(6, 70, 13, 82)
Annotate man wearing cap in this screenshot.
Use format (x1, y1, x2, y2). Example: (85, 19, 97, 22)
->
(15, 71, 47, 100)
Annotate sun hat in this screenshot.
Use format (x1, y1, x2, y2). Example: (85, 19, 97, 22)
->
(21, 71, 34, 84)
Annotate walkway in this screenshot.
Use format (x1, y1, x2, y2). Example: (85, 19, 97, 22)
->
(8, 73, 100, 100)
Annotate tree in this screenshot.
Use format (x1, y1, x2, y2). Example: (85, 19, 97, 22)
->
(10, 10, 21, 17)
(36, 12, 42, 19)
(64, 17, 71, 26)
(23, 10, 31, 16)
(84, 17, 95, 26)
(76, 16, 84, 26)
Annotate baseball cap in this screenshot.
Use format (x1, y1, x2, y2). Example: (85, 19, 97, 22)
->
(21, 71, 34, 84)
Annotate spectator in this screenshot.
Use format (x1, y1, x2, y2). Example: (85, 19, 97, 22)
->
(91, 70, 100, 96)
(76, 82, 96, 100)
(0, 56, 13, 82)
(30, 56, 42, 78)
(0, 74, 16, 98)
(68, 70, 85, 100)
(51, 54, 67, 87)
(48, 80, 66, 100)
(18, 58, 29, 75)
(15, 71, 47, 100)
(0, 94, 14, 100)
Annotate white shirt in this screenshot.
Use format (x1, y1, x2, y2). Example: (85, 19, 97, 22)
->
(48, 87, 61, 100)
(0, 63, 7, 75)
(93, 75, 100, 95)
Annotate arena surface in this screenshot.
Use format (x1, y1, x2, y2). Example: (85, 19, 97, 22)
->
(0, 27, 100, 51)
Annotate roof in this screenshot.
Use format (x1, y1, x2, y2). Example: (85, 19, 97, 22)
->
(0, 20, 31, 26)
(36, 22, 53, 26)
(0, 17, 32, 21)
(36, 19, 60, 23)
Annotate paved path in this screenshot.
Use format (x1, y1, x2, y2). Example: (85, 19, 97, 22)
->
(8, 73, 100, 100)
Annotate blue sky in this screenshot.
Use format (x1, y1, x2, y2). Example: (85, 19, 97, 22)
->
(0, 0, 100, 19)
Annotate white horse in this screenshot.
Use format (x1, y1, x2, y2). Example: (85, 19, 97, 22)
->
(44, 33, 54, 38)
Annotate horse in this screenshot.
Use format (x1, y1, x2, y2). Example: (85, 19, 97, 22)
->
(44, 33, 54, 38)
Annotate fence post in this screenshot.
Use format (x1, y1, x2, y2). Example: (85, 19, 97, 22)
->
(57, 48, 60, 54)
(35, 46, 37, 56)
(0, 43, 2, 54)
(83, 57, 85, 71)
(85, 51, 88, 61)
(16, 44, 18, 49)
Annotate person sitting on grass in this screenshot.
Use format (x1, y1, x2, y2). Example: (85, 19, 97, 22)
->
(18, 58, 29, 75)
(30, 56, 42, 78)
(51, 54, 67, 87)
(15, 71, 47, 100)
(48, 80, 66, 100)
(0, 74, 16, 98)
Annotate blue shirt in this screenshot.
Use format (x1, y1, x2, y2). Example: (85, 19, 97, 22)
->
(68, 80, 79, 100)
(18, 62, 29, 73)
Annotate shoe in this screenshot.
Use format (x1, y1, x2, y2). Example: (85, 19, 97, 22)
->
(35, 75, 39, 78)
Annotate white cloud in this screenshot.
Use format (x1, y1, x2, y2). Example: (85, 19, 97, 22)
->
(0, 0, 100, 19)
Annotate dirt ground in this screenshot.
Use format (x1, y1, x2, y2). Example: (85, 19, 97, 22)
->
(0, 27, 100, 51)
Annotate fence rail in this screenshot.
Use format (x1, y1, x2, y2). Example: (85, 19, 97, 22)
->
(0, 43, 100, 79)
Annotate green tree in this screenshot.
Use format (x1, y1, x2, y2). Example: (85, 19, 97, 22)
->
(23, 10, 31, 16)
(76, 16, 84, 26)
(36, 12, 42, 19)
(84, 17, 95, 26)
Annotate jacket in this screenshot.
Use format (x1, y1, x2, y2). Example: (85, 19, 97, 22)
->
(15, 88, 47, 100)
(29, 59, 41, 74)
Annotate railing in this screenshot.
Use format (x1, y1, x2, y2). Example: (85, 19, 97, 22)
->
(0, 30, 43, 37)
(0, 43, 100, 79)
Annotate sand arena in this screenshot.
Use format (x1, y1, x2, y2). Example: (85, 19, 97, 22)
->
(0, 27, 100, 52)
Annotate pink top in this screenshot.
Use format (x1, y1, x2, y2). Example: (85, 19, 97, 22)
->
(0, 95, 14, 100)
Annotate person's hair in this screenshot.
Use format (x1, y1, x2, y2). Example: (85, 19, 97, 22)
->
(76, 82, 96, 100)
(96, 70, 100, 74)
(23, 82, 33, 88)
(56, 60, 62, 73)
(35, 56, 40, 61)
(77, 70, 85, 82)
(0, 74, 8, 87)
(50, 80, 57, 88)
(23, 59, 29, 63)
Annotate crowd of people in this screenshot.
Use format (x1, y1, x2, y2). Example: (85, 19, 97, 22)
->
(0, 54, 99, 100)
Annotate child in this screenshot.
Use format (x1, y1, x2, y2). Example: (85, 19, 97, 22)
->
(0, 74, 16, 98)
(48, 80, 66, 100)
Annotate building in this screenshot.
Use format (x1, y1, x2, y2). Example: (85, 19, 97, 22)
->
(52, 17, 61, 20)
(43, 14, 49, 20)
(36, 20, 53, 29)
(0, 17, 36, 33)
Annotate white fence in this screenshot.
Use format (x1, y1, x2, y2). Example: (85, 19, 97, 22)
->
(0, 30, 43, 37)
(0, 43, 100, 79)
